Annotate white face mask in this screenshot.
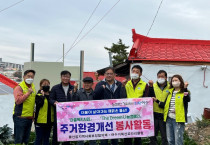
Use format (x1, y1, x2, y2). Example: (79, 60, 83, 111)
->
(172, 81, 180, 88)
(157, 78, 165, 84)
(130, 73, 139, 80)
(25, 78, 34, 84)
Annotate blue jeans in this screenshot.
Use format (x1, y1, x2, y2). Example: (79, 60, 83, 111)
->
(13, 115, 33, 144)
(34, 125, 52, 145)
(166, 117, 185, 145)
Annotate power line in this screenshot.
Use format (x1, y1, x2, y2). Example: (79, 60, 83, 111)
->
(136, 0, 164, 53)
(63, 0, 121, 59)
(146, 0, 164, 37)
(57, 0, 121, 62)
(56, 0, 102, 62)
(0, 0, 24, 14)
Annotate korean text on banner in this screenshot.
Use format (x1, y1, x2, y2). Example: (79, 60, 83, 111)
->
(56, 98, 154, 141)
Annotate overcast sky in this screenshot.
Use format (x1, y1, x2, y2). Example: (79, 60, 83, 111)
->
(1, 0, 210, 71)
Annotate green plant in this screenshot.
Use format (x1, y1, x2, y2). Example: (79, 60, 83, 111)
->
(104, 39, 129, 66)
(196, 116, 210, 129)
(28, 131, 36, 145)
(0, 124, 13, 144)
(141, 137, 150, 145)
(184, 131, 197, 145)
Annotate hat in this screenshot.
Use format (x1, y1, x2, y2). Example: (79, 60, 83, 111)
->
(83, 77, 93, 83)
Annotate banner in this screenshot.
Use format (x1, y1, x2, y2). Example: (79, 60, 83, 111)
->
(56, 98, 154, 141)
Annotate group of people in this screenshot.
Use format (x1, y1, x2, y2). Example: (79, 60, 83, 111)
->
(13, 64, 190, 145)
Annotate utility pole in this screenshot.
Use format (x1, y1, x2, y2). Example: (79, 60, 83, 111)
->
(30, 43, 35, 62)
(109, 52, 113, 67)
(79, 50, 84, 89)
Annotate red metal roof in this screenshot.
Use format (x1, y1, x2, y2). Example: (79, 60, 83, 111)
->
(129, 29, 210, 62)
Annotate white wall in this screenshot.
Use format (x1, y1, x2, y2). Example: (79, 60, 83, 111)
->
(63, 66, 80, 81)
(24, 62, 64, 91)
(24, 62, 80, 91)
(131, 63, 210, 119)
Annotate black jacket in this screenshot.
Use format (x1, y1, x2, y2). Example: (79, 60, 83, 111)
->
(49, 83, 75, 105)
(72, 88, 94, 101)
(35, 90, 53, 127)
(94, 79, 124, 100)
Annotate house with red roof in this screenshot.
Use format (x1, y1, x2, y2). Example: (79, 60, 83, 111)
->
(122, 29, 210, 120)
(129, 29, 210, 64)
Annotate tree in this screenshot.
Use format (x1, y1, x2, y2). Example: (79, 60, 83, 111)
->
(13, 71, 22, 78)
(0, 124, 13, 144)
(104, 39, 129, 66)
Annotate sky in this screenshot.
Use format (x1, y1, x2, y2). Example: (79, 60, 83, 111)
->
(1, 0, 210, 71)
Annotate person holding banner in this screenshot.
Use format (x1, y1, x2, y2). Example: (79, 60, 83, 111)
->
(94, 67, 123, 145)
(72, 77, 97, 145)
(122, 65, 149, 145)
(34, 79, 54, 145)
(49, 70, 75, 145)
(153, 75, 190, 145)
(148, 70, 169, 145)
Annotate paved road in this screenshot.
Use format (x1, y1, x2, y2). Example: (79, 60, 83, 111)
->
(0, 82, 13, 95)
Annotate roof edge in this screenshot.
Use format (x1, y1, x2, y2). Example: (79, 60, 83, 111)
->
(132, 29, 210, 45)
(128, 57, 210, 63)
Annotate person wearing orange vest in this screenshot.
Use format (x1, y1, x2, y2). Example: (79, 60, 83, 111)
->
(148, 70, 169, 145)
(13, 70, 36, 145)
(122, 65, 149, 145)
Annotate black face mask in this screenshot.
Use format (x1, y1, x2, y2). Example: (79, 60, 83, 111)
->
(42, 86, 50, 92)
